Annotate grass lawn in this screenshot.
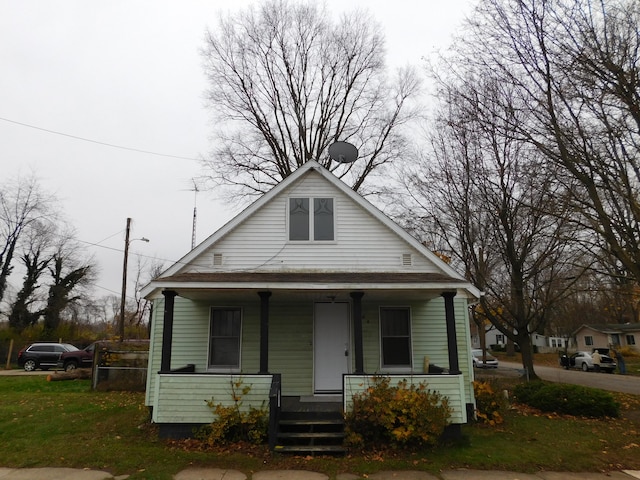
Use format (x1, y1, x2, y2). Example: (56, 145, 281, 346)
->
(1, 375, 640, 479)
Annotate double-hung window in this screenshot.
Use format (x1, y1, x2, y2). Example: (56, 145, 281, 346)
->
(209, 307, 242, 370)
(289, 197, 334, 241)
(380, 307, 412, 369)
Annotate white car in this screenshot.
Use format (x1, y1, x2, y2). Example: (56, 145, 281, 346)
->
(472, 349, 499, 368)
(560, 351, 616, 373)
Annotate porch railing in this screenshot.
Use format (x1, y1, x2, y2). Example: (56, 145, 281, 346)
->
(268, 373, 282, 450)
(152, 372, 273, 424)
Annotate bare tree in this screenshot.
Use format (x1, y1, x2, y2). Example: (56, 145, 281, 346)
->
(201, 0, 420, 199)
(0, 174, 55, 308)
(127, 255, 164, 330)
(41, 234, 95, 337)
(7, 222, 54, 332)
(401, 76, 587, 378)
(456, 0, 640, 282)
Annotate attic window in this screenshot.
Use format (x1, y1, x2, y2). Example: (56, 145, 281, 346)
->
(213, 253, 223, 266)
(289, 197, 334, 241)
(402, 253, 412, 266)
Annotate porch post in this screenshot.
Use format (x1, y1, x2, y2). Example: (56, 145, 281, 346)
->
(350, 291, 365, 374)
(442, 291, 461, 374)
(258, 291, 272, 374)
(160, 290, 177, 372)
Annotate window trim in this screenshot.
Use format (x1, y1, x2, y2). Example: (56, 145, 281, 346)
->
(584, 335, 593, 346)
(208, 306, 243, 373)
(379, 306, 413, 371)
(288, 196, 336, 242)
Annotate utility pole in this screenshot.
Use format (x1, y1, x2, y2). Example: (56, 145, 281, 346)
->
(119, 217, 131, 342)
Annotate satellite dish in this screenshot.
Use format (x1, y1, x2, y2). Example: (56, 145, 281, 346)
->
(328, 141, 358, 164)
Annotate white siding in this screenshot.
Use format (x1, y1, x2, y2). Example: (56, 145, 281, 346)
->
(181, 172, 440, 274)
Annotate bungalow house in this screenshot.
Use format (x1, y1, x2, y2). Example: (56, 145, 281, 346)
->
(142, 160, 480, 451)
(572, 323, 640, 351)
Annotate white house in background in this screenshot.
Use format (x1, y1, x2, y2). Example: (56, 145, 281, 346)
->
(141, 160, 480, 451)
(472, 324, 565, 351)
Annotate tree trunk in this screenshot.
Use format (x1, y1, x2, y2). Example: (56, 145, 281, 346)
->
(518, 335, 538, 380)
(46, 369, 91, 382)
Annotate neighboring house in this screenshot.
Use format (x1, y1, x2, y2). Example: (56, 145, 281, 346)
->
(573, 323, 640, 351)
(142, 160, 480, 449)
(548, 336, 569, 350)
(470, 324, 505, 349)
(472, 325, 555, 351)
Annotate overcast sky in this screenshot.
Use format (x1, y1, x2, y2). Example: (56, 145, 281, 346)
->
(0, 0, 472, 303)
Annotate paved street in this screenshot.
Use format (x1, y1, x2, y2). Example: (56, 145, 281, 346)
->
(495, 361, 640, 394)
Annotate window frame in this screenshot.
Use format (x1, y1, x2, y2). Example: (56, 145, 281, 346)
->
(627, 335, 636, 346)
(379, 306, 413, 371)
(288, 196, 335, 242)
(584, 335, 593, 346)
(208, 306, 243, 372)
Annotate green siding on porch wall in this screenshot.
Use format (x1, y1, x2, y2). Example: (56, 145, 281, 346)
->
(146, 295, 474, 407)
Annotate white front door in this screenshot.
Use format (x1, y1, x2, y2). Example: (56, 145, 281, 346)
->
(314, 302, 350, 393)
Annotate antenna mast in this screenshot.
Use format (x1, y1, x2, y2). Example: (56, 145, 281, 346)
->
(191, 179, 199, 249)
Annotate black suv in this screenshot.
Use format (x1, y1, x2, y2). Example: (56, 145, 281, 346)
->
(17, 343, 79, 371)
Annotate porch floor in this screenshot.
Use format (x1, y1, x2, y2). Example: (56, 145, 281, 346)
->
(281, 395, 343, 413)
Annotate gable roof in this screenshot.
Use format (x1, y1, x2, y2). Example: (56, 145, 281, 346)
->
(573, 323, 640, 336)
(142, 160, 480, 298)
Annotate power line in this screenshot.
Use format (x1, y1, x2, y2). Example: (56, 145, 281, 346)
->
(0, 116, 202, 162)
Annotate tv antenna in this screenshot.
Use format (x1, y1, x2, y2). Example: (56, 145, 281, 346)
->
(189, 178, 199, 249)
(328, 141, 358, 164)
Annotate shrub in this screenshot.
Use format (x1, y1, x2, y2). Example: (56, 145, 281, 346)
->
(197, 379, 268, 446)
(473, 380, 507, 425)
(345, 376, 452, 449)
(617, 346, 638, 358)
(511, 380, 546, 405)
(513, 381, 620, 418)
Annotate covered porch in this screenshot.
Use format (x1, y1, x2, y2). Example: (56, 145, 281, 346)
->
(148, 273, 473, 446)
(157, 272, 466, 380)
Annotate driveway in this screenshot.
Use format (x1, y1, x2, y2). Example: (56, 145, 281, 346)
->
(491, 361, 640, 395)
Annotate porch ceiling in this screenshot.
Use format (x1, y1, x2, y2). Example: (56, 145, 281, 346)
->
(146, 271, 470, 301)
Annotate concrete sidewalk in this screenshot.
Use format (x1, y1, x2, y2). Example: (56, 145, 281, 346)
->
(1, 468, 640, 480)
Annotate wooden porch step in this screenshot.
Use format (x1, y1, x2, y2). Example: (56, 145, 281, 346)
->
(278, 418, 344, 426)
(274, 445, 348, 454)
(277, 432, 345, 439)
(275, 410, 346, 455)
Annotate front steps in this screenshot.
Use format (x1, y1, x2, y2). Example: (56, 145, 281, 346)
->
(273, 397, 346, 454)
